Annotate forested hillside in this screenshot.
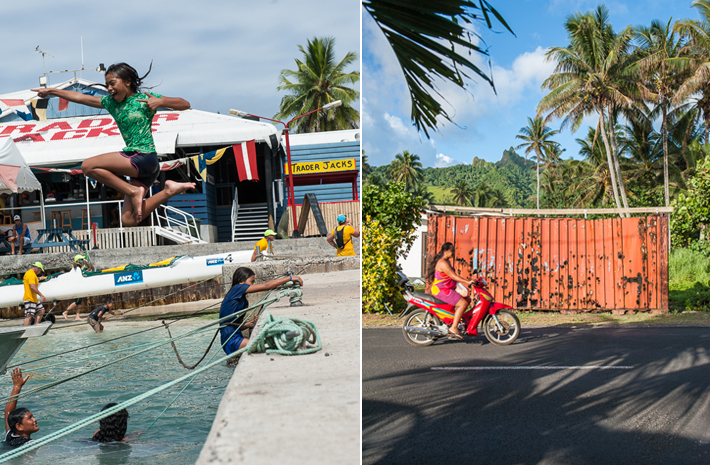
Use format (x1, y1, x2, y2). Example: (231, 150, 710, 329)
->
(370, 147, 536, 207)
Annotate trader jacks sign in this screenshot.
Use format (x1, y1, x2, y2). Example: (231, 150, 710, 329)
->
(284, 158, 356, 175)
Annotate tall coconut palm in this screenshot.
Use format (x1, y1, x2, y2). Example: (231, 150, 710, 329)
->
(450, 180, 474, 206)
(573, 128, 617, 207)
(362, 0, 513, 137)
(388, 150, 424, 192)
(538, 6, 635, 215)
(674, 0, 710, 144)
(276, 37, 360, 133)
(633, 19, 690, 206)
(515, 116, 560, 210)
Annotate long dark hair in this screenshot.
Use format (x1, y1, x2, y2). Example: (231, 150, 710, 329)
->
(231, 267, 256, 289)
(92, 403, 129, 442)
(426, 242, 455, 282)
(7, 408, 29, 433)
(89, 62, 153, 93)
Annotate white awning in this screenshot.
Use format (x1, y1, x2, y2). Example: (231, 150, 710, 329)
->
(0, 109, 279, 167)
(0, 138, 41, 193)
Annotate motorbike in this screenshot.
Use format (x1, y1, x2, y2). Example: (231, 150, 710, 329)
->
(397, 271, 521, 346)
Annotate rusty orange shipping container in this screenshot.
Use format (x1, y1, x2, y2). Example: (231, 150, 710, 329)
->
(426, 213, 669, 312)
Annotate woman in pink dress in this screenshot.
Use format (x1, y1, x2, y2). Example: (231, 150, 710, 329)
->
(426, 242, 473, 339)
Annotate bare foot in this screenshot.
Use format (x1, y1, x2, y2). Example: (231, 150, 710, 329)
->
(126, 185, 146, 223)
(61, 311, 68, 321)
(164, 180, 196, 197)
(74, 316, 81, 321)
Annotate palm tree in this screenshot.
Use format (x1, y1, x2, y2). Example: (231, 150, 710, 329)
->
(472, 183, 507, 208)
(573, 128, 617, 207)
(674, 0, 710, 144)
(538, 6, 635, 215)
(275, 37, 360, 133)
(362, 0, 514, 137)
(515, 116, 560, 209)
(633, 19, 690, 206)
(450, 180, 474, 206)
(388, 151, 424, 192)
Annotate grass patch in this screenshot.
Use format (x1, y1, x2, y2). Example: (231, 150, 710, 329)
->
(669, 248, 710, 312)
(426, 184, 452, 204)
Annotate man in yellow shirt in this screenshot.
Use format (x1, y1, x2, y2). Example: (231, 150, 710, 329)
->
(251, 229, 277, 262)
(327, 214, 360, 256)
(22, 262, 46, 326)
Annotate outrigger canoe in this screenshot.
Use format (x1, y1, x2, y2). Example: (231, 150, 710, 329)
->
(0, 250, 253, 308)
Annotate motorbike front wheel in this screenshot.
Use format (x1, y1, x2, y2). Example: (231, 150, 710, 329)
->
(483, 309, 520, 346)
(403, 310, 441, 347)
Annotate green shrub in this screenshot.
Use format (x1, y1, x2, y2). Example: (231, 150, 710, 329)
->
(362, 182, 426, 314)
(669, 248, 710, 311)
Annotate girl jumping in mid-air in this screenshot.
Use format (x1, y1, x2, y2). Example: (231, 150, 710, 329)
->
(32, 63, 195, 226)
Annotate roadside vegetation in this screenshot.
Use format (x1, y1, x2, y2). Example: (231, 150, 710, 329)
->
(362, 2, 710, 322)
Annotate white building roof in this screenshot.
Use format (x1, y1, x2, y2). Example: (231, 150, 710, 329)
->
(0, 79, 279, 167)
(285, 129, 360, 147)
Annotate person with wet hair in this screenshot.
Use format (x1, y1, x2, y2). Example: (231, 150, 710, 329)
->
(92, 403, 129, 442)
(219, 267, 304, 355)
(31, 62, 194, 226)
(427, 242, 474, 340)
(3, 368, 39, 448)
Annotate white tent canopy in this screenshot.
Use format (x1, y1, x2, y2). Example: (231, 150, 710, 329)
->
(0, 109, 279, 168)
(0, 138, 41, 193)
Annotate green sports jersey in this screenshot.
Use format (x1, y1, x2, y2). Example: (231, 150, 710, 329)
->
(101, 91, 162, 153)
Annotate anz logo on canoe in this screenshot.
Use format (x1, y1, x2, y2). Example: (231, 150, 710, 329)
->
(206, 258, 224, 266)
(114, 270, 144, 286)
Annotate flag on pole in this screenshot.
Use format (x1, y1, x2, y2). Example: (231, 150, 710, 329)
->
(234, 140, 258, 182)
(58, 98, 69, 112)
(30, 99, 48, 122)
(0, 99, 33, 121)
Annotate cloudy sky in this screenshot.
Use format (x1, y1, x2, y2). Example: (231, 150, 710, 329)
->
(0, 0, 360, 121)
(363, 0, 698, 168)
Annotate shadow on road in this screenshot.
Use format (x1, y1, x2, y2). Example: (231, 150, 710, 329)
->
(363, 327, 710, 465)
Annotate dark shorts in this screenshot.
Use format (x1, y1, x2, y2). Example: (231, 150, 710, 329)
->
(74, 297, 83, 305)
(120, 151, 160, 189)
(222, 329, 245, 355)
(23, 301, 44, 317)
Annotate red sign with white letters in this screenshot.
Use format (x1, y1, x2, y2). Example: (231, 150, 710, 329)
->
(0, 113, 180, 143)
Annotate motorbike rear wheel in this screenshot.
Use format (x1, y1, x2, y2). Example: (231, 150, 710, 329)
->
(483, 309, 520, 345)
(403, 310, 441, 346)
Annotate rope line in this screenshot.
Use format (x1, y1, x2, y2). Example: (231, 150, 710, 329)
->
(7, 300, 224, 370)
(0, 291, 287, 404)
(0, 312, 319, 463)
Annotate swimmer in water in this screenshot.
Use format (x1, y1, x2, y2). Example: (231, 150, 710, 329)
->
(92, 403, 129, 442)
(3, 368, 39, 448)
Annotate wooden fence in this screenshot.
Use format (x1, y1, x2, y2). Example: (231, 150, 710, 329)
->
(287, 200, 360, 237)
(41, 227, 157, 253)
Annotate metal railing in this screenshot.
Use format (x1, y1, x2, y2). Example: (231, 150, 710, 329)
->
(152, 204, 202, 243)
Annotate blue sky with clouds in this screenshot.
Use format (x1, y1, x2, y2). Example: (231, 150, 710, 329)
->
(0, 0, 360, 121)
(363, 0, 698, 168)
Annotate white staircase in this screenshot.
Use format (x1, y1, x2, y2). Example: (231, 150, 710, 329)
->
(153, 204, 207, 245)
(232, 200, 269, 242)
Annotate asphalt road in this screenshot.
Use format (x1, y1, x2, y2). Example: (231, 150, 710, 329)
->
(363, 327, 710, 465)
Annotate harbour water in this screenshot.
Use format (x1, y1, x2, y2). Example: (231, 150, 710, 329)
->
(0, 317, 232, 464)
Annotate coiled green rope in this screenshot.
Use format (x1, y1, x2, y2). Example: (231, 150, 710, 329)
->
(0, 312, 319, 462)
(247, 314, 321, 355)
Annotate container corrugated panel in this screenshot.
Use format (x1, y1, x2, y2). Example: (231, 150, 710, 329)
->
(426, 213, 669, 311)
